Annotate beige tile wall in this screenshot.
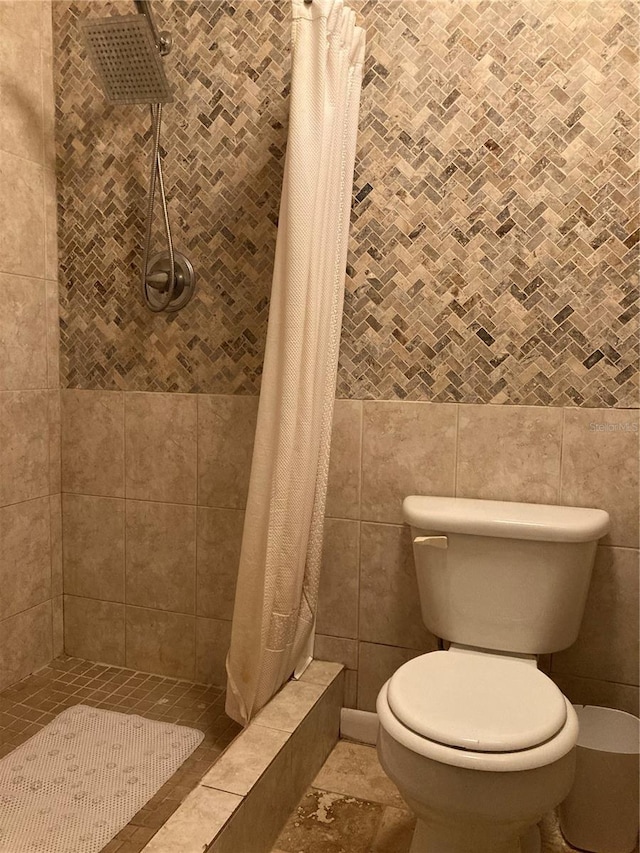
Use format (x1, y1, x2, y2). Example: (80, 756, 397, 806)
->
(60, 391, 639, 715)
(0, 1, 60, 691)
(60, 391, 257, 684)
(320, 399, 639, 714)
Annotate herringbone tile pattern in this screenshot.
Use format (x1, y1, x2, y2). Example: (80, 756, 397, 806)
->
(54, 0, 639, 406)
(55, 0, 288, 393)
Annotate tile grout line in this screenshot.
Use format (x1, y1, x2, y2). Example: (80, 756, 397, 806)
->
(123, 392, 128, 669)
(356, 400, 364, 705)
(194, 395, 200, 681)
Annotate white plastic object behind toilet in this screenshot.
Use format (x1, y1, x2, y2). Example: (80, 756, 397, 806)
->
(559, 706, 640, 853)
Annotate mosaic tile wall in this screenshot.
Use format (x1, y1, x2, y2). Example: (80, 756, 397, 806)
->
(54, 0, 639, 407)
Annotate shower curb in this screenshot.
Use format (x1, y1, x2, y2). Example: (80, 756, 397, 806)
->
(141, 661, 344, 853)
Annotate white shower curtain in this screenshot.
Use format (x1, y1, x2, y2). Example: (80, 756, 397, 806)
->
(225, 0, 365, 726)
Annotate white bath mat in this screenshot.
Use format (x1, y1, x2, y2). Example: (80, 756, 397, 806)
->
(0, 704, 204, 853)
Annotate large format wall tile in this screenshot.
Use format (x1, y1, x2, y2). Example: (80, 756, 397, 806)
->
(0, 15, 57, 692)
(317, 518, 359, 640)
(198, 395, 258, 509)
(43, 53, 56, 171)
(48, 389, 61, 494)
(357, 642, 422, 713)
(0, 27, 43, 164)
(551, 673, 639, 718)
(561, 408, 639, 548)
(0, 2, 43, 49)
(126, 500, 196, 614)
(125, 393, 197, 504)
(343, 670, 357, 708)
(359, 522, 438, 652)
(0, 274, 47, 391)
(196, 617, 232, 686)
(552, 546, 639, 686)
(0, 601, 52, 692)
(314, 635, 358, 671)
(361, 402, 456, 523)
(45, 279, 60, 388)
(0, 150, 44, 279)
(0, 390, 49, 506)
(456, 404, 562, 503)
(64, 595, 125, 665)
(50, 494, 62, 596)
(44, 168, 58, 279)
(61, 390, 124, 496)
(41, 2, 53, 52)
(0, 497, 51, 620)
(0, 10, 57, 692)
(62, 494, 125, 602)
(126, 606, 195, 680)
(196, 507, 244, 621)
(326, 400, 362, 520)
(52, 594, 63, 658)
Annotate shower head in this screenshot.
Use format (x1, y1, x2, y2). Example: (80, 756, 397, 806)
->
(80, 14, 172, 105)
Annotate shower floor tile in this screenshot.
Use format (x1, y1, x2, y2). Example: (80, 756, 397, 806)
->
(271, 741, 597, 853)
(0, 656, 241, 853)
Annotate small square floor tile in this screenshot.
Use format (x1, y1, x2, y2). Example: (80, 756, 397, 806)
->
(0, 656, 241, 851)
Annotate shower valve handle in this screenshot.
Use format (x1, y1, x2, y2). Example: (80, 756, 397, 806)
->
(145, 270, 170, 289)
(143, 252, 195, 311)
(145, 268, 184, 291)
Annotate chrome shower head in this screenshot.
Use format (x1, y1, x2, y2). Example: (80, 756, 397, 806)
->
(80, 14, 172, 105)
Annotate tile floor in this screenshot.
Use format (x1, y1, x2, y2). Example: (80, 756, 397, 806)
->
(271, 740, 589, 853)
(0, 655, 241, 853)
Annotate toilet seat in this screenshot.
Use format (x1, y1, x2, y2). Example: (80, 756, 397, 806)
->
(387, 650, 567, 752)
(377, 679, 579, 772)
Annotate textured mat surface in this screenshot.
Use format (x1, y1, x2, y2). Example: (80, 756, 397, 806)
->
(0, 704, 204, 853)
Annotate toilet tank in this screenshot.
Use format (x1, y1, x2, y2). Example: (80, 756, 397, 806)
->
(403, 496, 610, 655)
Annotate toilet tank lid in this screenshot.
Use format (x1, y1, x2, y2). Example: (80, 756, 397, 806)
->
(402, 496, 610, 543)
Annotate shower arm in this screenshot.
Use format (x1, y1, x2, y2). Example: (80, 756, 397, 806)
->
(134, 1, 171, 56)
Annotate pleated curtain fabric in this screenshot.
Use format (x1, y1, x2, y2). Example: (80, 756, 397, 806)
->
(225, 0, 365, 726)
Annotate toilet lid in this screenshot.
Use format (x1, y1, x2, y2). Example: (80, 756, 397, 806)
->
(387, 651, 567, 752)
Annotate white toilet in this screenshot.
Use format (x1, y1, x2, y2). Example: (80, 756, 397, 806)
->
(376, 495, 610, 853)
